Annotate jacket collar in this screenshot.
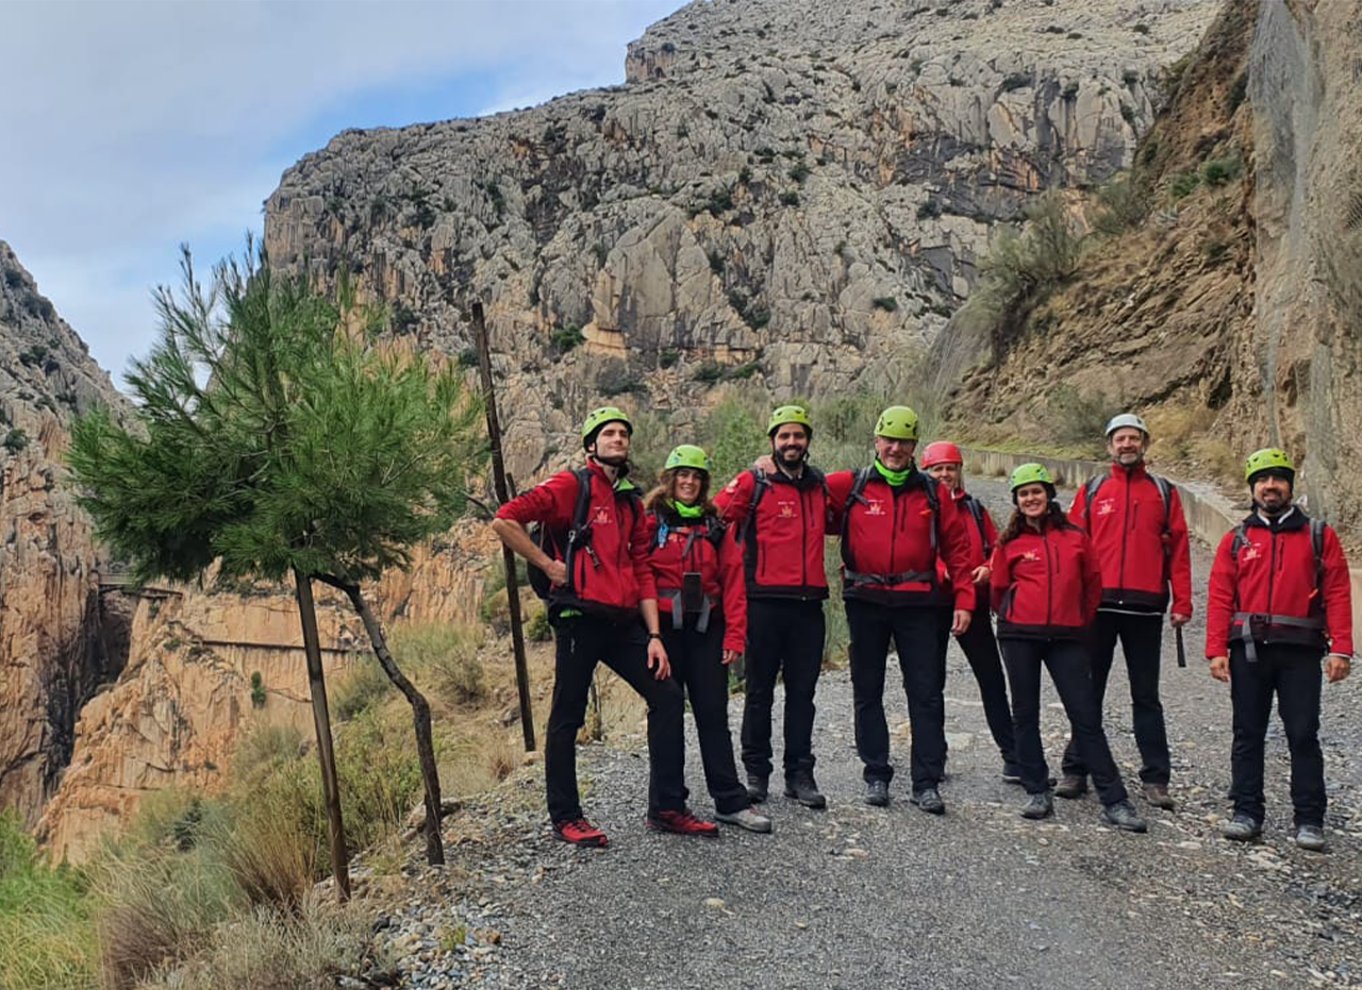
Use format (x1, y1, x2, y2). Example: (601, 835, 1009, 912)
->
(1243, 505, 1306, 532)
(1108, 460, 1150, 482)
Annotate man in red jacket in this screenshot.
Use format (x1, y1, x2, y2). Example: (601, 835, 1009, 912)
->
(921, 441, 1019, 783)
(1206, 448, 1352, 852)
(492, 406, 715, 846)
(1058, 413, 1192, 810)
(826, 408, 975, 814)
(716, 404, 830, 809)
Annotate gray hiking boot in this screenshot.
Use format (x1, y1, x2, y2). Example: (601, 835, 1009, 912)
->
(910, 787, 946, 815)
(1221, 814, 1262, 842)
(1294, 824, 1326, 852)
(714, 806, 773, 834)
(864, 780, 890, 807)
(1101, 800, 1148, 833)
(1020, 792, 1054, 820)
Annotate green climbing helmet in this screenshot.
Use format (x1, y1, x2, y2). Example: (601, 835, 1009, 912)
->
(664, 444, 711, 474)
(768, 404, 813, 437)
(1244, 447, 1295, 484)
(874, 405, 920, 441)
(581, 406, 633, 449)
(1009, 462, 1055, 492)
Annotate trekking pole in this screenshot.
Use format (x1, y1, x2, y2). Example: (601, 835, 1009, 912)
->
(472, 301, 536, 751)
(1175, 626, 1187, 668)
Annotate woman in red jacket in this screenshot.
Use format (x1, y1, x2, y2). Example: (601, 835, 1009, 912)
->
(646, 445, 771, 833)
(990, 464, 1146, 832)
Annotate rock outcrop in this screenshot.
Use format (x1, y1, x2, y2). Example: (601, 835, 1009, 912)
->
(0, 242, 132, 827)
(940, 0, 1362, 535)
(264, 0, 1214, 483)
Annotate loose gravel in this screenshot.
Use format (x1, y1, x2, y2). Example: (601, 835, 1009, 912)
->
(361, 477, 1362, 990)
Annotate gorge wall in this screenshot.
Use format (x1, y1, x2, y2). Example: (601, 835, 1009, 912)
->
(264, 0, 1214, 484)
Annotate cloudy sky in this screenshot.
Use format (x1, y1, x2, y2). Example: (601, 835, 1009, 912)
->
(2, 0, 684, 387)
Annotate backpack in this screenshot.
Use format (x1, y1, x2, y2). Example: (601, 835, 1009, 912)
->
(840, 466, 939, 574)
(526, 468, 641, 600)
(652, 511, 728, 553)
(959, 494, 992, 559)
(1229, 517, 1327, 610)
(1082, 472, 1173, 537)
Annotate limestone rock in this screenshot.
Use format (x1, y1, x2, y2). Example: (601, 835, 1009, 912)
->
(263, 0, 1214, 484)
(0, 241, 132, 827)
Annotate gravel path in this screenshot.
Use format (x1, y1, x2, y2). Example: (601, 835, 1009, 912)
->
(370, 477, 1362, 990)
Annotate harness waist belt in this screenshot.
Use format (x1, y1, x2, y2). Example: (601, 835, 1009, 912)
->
(658, 588, 717, 633)
(844, 568, 936, 587)
(1232, 611, 1325, 663)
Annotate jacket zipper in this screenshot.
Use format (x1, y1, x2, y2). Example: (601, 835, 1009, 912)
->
(1044, 529, 1054, 628)
(800, 486, 810, 593)
(1117, 475, 1130, 604)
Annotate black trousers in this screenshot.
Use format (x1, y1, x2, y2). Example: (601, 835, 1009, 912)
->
(1062, 611, 1170, 784)
(546, 615, 686, 823)
(847, 599, 947, 791)
(662, 618, 749, 814)
(953, 603, 1017, 765)
(741, 598, 825, 780)
(1228, 642, 1326, 827)
(1000, 637, 1129, 805)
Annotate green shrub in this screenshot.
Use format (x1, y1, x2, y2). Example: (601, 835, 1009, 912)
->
(249, 671, 266, 708)
(3, 429, 29, 455)
(330, 657, 392, 721)
(1169, 170, 1200, 200)
(1200, 156, 1242, 187)
(1090, 173, 1150, 235)
(457, 347, 480, 368)
(659, 348, 680, 369)
(1048, 384, 1119, 451)
(692, 362, 726, 385)
(526, 608, 552, 643)
(872, 296, 898, 313)
(778, 190, 800, 207)
(788, 162, 812, 183)
(1000, 73, 1032, 92)
(550, 325, 586, 352)
(394, 622, 486, 707)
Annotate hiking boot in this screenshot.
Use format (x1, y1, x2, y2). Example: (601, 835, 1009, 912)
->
(746, 774, 769, 804)
(1101, 800, 1148, 833)
(910, 787, 946, 816)
(552, 817, 609, 848)
(645, 808, 719, 838)
(1221, 814, 1262, 842)
(784, 773, 827, 809)
(864, 780, 890, 807)
(1054, 774, 1088, 800)
(1020, 793, 1054, 820)
(1142, 783, 1175, 810)
(1295, 824, 1326, 852)
(1002, 763, 1024, 785)
(714, 806, 773, 834)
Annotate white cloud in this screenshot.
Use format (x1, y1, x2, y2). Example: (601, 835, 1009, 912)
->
(1, 0, 682, 384)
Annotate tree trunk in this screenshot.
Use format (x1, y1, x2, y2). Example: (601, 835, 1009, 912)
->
(326, 576, 445, 866)
(292, 568, 351, 901)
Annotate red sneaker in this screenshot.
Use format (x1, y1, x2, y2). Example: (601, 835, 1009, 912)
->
(645, 808, 720, 838)
(553, 818, 609, 847)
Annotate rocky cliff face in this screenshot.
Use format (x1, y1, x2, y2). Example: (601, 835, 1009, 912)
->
(0, 242, 133, 827)
(941, 0, 1362, 534)
(264, 0, 1214, 484)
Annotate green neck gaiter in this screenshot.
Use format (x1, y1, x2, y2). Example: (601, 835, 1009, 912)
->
(873, 458, 912, 487)
(671, 500, 705, 519)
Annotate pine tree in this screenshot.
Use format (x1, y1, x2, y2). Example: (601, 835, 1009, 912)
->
(68, 244, 484, 888)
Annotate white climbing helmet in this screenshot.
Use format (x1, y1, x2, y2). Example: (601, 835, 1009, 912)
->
(1104, 413, 1149, 438)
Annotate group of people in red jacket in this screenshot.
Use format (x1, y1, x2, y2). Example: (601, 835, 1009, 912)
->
(492, 403, 1353, 853)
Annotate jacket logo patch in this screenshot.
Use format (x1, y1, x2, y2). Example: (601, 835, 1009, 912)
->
(1021, 550, 1041, 562)
(1241, 543, 1261, 562)
(865, 499, 885, 516)
(1095, 498, 1116, 516)
(778, 501, 796, 518)
(593, 505, 611, 525)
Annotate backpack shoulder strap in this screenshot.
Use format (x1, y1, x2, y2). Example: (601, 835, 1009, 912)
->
(1230, 521, 1250, 560)
(1311, 517, 1327, 591)
(962, 494, 990, 556)
(570, 468, 595, 531)
(1150, 474, 1173, 534)
(1080, 475, 1105, 528)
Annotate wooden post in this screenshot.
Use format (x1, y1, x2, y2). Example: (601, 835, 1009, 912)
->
(472, 302, 536, 751)
(293, 568, 350, 901)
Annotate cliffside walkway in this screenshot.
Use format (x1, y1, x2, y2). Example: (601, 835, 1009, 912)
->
(374, 475, 1362, 990)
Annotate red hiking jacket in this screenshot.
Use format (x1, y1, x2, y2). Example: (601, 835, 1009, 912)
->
(827, 468, 976, 610)
(1068, 463, 1193, 616)
(990, 519, 1101, 640)
(495, 462, 654, 616)
(1204, 509, 1353, 658)
(715, 467, 829, 600)
(644, 509, 747, 652)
